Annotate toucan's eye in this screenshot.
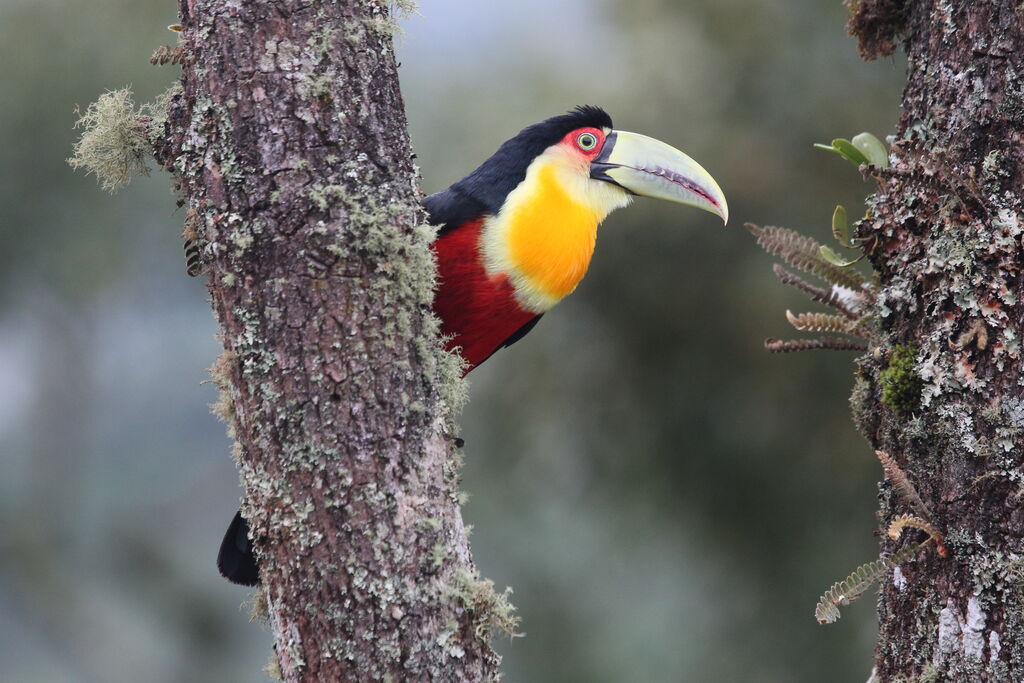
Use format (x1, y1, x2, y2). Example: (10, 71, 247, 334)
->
(576, 132, 598, 151)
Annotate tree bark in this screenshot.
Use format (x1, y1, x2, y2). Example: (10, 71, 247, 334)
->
(846, 2, 1024, 680)
(152, 1, 503, 680)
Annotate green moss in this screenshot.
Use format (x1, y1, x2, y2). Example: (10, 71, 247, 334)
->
(880, 345, 924, 413)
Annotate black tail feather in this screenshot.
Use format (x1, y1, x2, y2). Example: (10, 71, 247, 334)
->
(217, 510, 260, 586)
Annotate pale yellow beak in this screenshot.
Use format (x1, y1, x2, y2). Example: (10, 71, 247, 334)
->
(591, 130, 728, 224)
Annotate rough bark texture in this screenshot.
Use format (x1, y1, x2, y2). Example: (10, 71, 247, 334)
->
(846, 1, 1024, 679)
(152, 1, 503, 680)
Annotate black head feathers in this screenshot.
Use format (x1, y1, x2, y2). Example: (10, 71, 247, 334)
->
(438, 106, 614, 217)
(541, 105, 614, 136)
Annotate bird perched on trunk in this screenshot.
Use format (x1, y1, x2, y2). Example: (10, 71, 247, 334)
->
(218, 105, 728, 586)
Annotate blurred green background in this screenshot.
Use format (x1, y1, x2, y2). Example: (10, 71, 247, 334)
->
(0, 0, 905, 680)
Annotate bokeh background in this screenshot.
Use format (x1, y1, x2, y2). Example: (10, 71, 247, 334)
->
(0, 1, 906, 680)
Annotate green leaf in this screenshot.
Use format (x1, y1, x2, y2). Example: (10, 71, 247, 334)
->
(830, 138, 870, 166)
(832, 205, 850, 247)
(820, 245, 861, 268)
(852, 132, 889, 168)
(814, 139, 870, 167)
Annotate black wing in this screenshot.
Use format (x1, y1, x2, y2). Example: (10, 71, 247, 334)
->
(217, 510, 259, 586)
(422, 187, 490, 238)
(501, 314, 542, 349)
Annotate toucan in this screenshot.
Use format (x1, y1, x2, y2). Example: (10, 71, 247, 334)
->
(217, 106, 728, 586)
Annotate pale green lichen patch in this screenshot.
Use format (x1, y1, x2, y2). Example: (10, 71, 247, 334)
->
(306, 169, 468, 422)
(306, 22, 340, 63)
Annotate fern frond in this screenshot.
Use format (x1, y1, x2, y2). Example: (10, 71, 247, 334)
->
(887, 513, 941, 542)
(151, 45, 188, 66)
(815, 542, 924, 624)
(785, 310, 868, 338)
(773, 265, 860, 319)
(764, 337, 868, 353)
(875, 450, 931, 520)
(746, 223, 867, 290)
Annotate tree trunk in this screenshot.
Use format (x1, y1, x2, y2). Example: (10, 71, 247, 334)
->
(847, 2, 1024, 680)
(153, 1, 503, 680)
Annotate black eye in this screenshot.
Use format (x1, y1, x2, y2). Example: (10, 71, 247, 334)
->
(577, 132, 598, 150)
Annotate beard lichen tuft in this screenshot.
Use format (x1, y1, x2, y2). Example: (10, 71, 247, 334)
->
(68, 88, 152, 193)
(263, 649, 283, 680)
(209, 350, 241, 437)
(444, 567, 520, 641)
(247, 586, 271, 624)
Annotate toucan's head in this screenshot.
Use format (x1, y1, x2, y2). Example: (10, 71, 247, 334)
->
(453, 105, 728, 225)
(446, 106, 728, 313)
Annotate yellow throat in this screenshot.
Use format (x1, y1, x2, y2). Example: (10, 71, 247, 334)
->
(481, 147, 631, 313)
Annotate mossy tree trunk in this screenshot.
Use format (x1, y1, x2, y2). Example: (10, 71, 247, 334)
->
(846, 2, 1024, 679)
(151, 1, 501, 680)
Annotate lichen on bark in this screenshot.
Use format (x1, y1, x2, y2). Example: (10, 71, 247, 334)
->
(143, 0, 502, 679)
(843, 1, 1024, 679)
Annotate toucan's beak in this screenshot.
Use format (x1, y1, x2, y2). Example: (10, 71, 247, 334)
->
(591, 130, 728, 224)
